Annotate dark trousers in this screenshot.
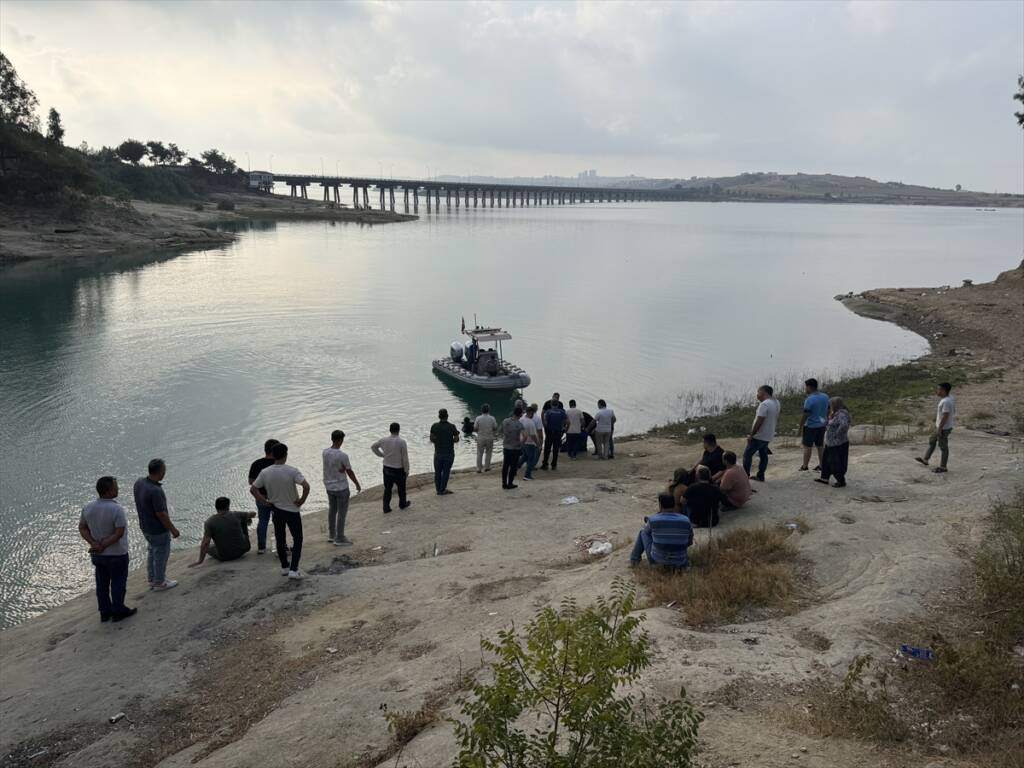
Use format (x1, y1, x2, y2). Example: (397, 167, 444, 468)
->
(434, 454, 454, 493)
(821, 442, 850, 483)
(567, 432, 582, 458)
(272, 508, 303, 571)
(742, 438, 770, 480)
(255, 501, 273, 551)
(542, 431, 563, 468)
(91, 553, 129, 617)
(382, 466, 408, 511)
(502, 448, 521, 487)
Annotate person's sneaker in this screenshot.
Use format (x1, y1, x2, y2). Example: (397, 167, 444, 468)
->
(288, 570, 305, 580)
(507, 483, 518, 490)
(476, 469, 482, 474)
(484, 466, 492, 472)
(753, 476, 765, 483)
(152, 579, 178, 591)
(832, 481, 847, 487)
(813, 478, 830, 485)
(915, 457, 929, 466)
(280, 567, 290, 576)
(257, 548, 266, 555)
(933, 467, 948, 474)
(798, 465, 808, 471)
(399, 502, 411, 510)
(111, 607, 138, 622)
(334, 538, 353, 547)
(327, 537, 335, 543)
(383, 508, 392, 514)
(100, 613, 111, 623)
(442, 489, 453, 495)
(540, 465, 548, 471)
(813, 465, 821, 472)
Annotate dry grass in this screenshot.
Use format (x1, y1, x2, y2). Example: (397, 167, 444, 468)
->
(633, 526, 803, 627)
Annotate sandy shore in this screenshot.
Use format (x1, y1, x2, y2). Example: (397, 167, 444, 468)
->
(0, 192, 415, 267)
(2, 265, 1021, 768)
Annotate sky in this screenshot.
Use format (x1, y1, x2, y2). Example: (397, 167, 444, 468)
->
(3, 0, 1022, 192)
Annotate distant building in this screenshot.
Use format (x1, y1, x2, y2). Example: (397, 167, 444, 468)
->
(247, 170, 273, 193)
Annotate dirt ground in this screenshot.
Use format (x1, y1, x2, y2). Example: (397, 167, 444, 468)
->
(0, 192, 414, 266)
(1, 266, 1021, 768)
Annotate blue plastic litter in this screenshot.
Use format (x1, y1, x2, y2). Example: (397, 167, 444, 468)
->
(899, 644, 935, 661)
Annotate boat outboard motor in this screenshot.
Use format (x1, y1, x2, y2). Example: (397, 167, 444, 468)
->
(449, 341, 465, 362)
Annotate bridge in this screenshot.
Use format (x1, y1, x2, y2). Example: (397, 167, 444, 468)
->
(266, 173, 687, 213)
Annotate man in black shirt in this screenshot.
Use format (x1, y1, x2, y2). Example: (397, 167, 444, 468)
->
(247, 438, 278, 554)
(429, 409, 460, 495)
(682, 467, 720, 528)
(683, 434, 726, 484)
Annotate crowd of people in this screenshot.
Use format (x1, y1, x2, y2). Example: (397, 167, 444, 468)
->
(77, 382, 956, 621)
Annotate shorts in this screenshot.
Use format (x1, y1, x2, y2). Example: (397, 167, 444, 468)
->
(802, 426, 826, 447)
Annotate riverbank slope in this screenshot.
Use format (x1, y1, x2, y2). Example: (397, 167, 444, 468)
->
(1, 265, 1021, 768)
(0, 192, 415, 266)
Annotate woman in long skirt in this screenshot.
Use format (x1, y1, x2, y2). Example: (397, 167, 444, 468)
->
(816, 397, 851, 488)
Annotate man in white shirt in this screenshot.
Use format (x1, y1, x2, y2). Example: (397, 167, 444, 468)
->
(323, 430, 362, 546)
(473, 404, 499, 473)
(78, 476, 136, 622)
(371, 422, 411, 513)
(742, 385, 780, 482)
(518, 405, 542, 479)
(565, 399, 584, 459)
(916, 382, 956, 473)
(251, 442, 311, 579)
(590, 399, 616, 459)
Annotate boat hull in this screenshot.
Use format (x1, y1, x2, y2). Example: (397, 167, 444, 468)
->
(432, 359, 531, 390)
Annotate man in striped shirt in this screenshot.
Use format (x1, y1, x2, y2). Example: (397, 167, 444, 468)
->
(629, 493, 694, 568)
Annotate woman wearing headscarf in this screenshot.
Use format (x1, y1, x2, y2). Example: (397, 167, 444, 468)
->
(816, 396, 851, 488)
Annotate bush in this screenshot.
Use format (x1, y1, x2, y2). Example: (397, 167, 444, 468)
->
(215, 199, 235, 211)
(451, 581, 703, 767)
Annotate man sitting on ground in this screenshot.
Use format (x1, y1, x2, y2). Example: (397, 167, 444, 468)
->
(714, 451, 752, 510)
(683, 433, 726, 484)
(682, 467, 720, 528)
(190, 497, 255, 567)
(629, 493, 694, 569)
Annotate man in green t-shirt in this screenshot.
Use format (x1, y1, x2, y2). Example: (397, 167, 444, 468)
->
(189, 497, 255, 566)
(429, 408, 460, 495)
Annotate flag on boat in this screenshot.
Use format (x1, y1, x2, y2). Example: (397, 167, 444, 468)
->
(461, 316, 466, 333)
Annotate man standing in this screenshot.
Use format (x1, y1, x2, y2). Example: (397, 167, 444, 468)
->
(248, 438, 279, 555)
(591, 399, 616, 459)
(519, 404, 541, 480)
(79, 476, 136, 622)
(430, 408, 460, 495)
(501, 406, 526, 489)
(916, 382, 956, 473)
(798, 378, 830, 471)
(565, 399, 584, 459)
(189, 497, 255, 566)
(251, 442, 310, 579)
(743, 385, 780, 482)
(133, 459, 179, 591)
(541, 399, 567, 470)
(371, 423, 411, 513)
(542, 392, 561, 416)
(474, 404, 498, 473)
(323, 430, 361, 545)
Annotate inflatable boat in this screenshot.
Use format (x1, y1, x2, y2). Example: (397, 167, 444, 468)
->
(432, 325, 531, 390)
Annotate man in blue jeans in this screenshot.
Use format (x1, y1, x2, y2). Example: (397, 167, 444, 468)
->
(248, 438, 279, 554)
(79, 476, 136, 622)
(429, 408, 460, 495)
(630, 493, 694, 568)
(798, 378, 829, 472)
(743, 385, 781, 482)
(133, 458, 180, 591)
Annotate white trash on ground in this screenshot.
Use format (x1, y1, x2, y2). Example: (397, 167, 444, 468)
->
(561, 496, 580, 505)
(588, 541, 613, 556)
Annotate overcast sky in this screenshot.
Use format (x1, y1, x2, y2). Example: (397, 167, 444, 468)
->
(3, 0, 1022, 191)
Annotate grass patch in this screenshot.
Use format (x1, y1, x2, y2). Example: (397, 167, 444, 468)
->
(651, 360, 972, 442)
(634, 527, 803, 626)
(800, 655, 908, 742)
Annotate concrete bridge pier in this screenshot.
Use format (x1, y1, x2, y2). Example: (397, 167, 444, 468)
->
(403, 188, 409, 213)
(362, 187, 369, 209)
(389, 187, 396, 212)
(352, 186, 359, 209)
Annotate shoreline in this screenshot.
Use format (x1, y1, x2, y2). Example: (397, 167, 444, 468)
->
(0, 191, 416, 267)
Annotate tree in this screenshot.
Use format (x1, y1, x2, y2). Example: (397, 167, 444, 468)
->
(146, 140, 169, 164)
(451, 582, 703, 767)
(955, 183, 962, 191)
(165, 142, 187, 165)
(200, 148, 236, 175)
(46, 108, 65, 145)
(0, 52, 40, 132)
(1014, 75, 1024, 128)
(116, 139, 147, 165)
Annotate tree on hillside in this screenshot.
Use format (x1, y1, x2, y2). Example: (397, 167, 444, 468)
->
(165, 142, 187, 165)
(146, 140, 169, 164)
(200, 148, 236, 175)
(46, 108, 65, 145)
(955, 183, 962, 191)
(116, 139, 147, 165)
(1015, 75, 1024, 128)
(0, 52, 40, 132)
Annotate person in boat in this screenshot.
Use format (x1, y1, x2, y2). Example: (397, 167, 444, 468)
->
(485, 353, 499, 376)
(466, 339, 479, 369)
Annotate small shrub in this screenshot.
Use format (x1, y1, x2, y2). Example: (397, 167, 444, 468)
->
(216, 199, 235, 211)
(451, 580, 703, 767)
(802, 655, 907, 742)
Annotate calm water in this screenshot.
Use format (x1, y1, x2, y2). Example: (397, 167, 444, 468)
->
(1, 202, 1020, 627)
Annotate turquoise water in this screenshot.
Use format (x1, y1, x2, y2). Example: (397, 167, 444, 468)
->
(1, 201, 1020, 627)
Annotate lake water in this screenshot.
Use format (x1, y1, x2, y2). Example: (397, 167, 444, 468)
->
(1, 201, 1020, 627)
